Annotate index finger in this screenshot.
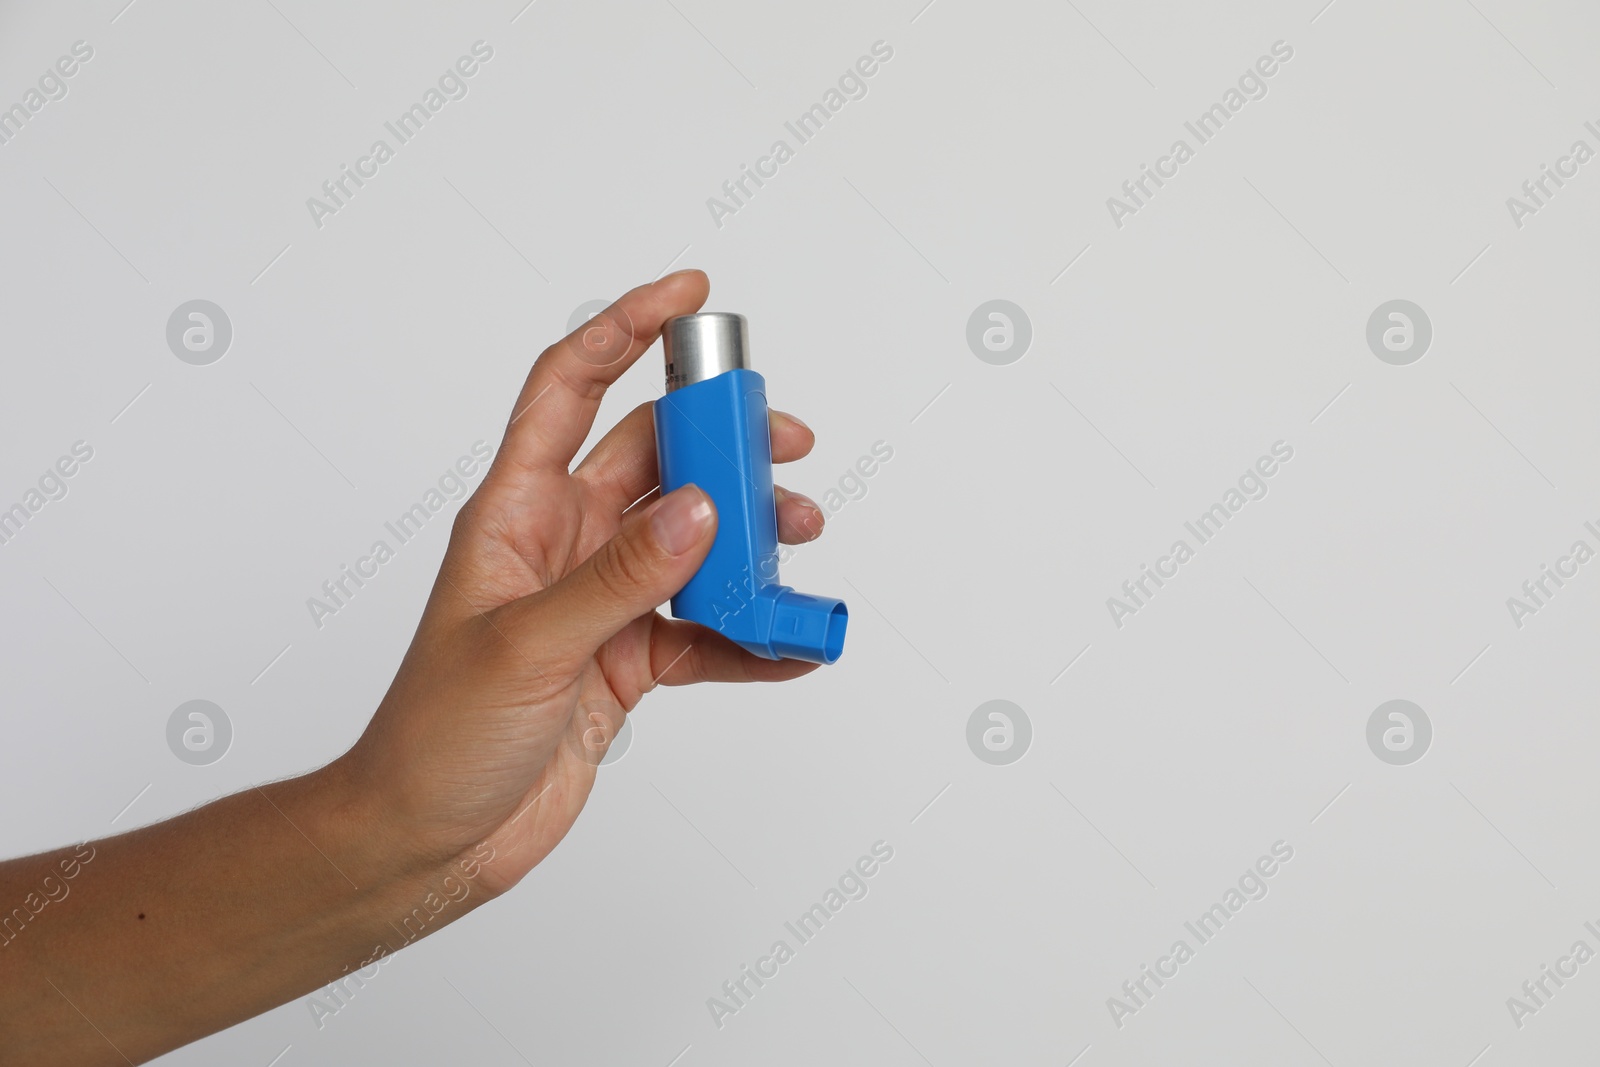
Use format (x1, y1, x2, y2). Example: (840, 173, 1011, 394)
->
(499, 269, 710, 474)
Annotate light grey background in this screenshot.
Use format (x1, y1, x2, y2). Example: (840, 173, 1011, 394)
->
(2, 0, 1597, 1063)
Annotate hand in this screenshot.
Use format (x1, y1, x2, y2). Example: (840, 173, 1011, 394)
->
(0, 271, 832, 1066)
(340, 270, 826, 895)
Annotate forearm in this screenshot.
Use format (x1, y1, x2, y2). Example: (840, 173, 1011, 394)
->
(0, 757, 489, 1065)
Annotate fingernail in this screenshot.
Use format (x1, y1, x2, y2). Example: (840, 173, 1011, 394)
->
(777, 486, 821, 513)
(650, 486, 713, 555)
(773, 409, 811, 433)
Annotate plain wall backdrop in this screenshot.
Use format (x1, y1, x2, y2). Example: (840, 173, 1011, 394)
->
(3, 0, 1600, 1063)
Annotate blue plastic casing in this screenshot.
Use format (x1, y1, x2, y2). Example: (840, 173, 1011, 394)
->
(653, 367, 847, 664)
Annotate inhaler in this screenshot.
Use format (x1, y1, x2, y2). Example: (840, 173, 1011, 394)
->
(652, 313, 848, 664)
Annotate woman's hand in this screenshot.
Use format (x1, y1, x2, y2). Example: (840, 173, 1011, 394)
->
(0, 272, 832, 1066)
(341, 269, 827, 894)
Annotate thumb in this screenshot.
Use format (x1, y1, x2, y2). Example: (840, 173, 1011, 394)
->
(501, 485, 717, 663)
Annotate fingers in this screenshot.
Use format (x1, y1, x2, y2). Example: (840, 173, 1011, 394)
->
(574, 402, 815, 511)
(773, 486, 825, 544)
(494, 485, 717, 664)
(496, 270, 710, 476)
(622, 482, 824, 545)
(646, 616, 821, 685)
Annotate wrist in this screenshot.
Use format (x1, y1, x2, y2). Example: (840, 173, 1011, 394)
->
(247, 759, 498, 987)
(302, 753, 455, 891)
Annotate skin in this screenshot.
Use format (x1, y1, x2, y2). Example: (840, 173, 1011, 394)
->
(0, 270, 829, 1065)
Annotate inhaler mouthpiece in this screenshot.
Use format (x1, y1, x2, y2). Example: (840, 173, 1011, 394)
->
(653, 313, 848, 664)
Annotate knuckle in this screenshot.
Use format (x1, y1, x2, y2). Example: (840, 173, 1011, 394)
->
(591, 537, 653, 600)
(449, 496, 479, 538)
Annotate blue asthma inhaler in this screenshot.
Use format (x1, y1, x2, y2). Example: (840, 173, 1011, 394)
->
(652, 312, 848, 664)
